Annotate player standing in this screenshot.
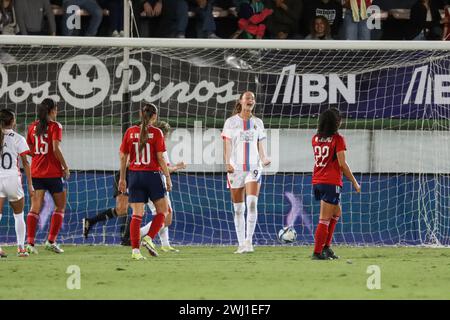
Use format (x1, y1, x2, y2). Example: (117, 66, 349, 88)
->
(118, 103, 171, 260)
(221, 91, 271, 254)
(25, 98, 70, 254)
(311, 108, 360, 260)
(0, 109, 33, 258)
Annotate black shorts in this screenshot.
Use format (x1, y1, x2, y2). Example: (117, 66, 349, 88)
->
(313, 184, 341, 205)
(128, 170, 166, 203)
(32, 177, 65, 194)
(113, 171, 129, 198)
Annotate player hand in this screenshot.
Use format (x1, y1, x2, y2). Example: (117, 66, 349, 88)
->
(28, 185, 35, 198)
(353, 181, 361, 193)
(63, 168, 70, 180)
(262, 158, 271, 167)
(118, 179, 127, 193)
(176, 161, 187, 170)
(226, 164, 234, 173)
(165, 176, 172, 192)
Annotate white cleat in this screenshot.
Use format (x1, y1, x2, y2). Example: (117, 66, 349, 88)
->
(244, 240, 254, 253)
(234, 246, 247, 254)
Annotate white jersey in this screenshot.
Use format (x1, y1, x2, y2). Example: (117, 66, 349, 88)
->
(221, 114, 266, 172)
(0, 129, 30, 179)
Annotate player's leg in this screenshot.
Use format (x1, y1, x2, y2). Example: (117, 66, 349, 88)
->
(0, 196, 6, 257)
(9, 194, 28, 257)
(312, 185, 336, 260)
(228, 171, 247, 253)
(129, 202, 146, 260)
(322, 205, 341, 259)
(160, 201, 178, 252)
(45, 179, 67, 253)
(26, 186, 46, 253)
(139, 200, 156, 238)
(244, 180, 261, 253)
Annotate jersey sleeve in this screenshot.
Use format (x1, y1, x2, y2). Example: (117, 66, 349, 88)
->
(155, 129, 166, 153)
(52, 122, 63, 141)
(119, 128, 131, 154)
(335, 134, 347, 153)
(221, 118, 232, 140)
(17, 136, 31, 156)
(256, 119, 266, 141)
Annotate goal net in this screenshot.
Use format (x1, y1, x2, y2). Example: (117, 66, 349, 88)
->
(0, 38, 449, 247)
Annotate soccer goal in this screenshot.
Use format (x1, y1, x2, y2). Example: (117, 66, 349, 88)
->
(0, 36, 449, 247)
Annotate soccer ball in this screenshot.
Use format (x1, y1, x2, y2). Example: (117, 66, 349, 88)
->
(277, 227, 297, 244)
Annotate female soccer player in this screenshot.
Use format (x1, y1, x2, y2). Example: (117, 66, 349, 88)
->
(140, 120, 186, 253)
(118, 103, 171, 260)
(0, 109, 33, 258)
(221, 91, 271, 254)
(25, 98, 70, 254)
(311, 108, 360, 260)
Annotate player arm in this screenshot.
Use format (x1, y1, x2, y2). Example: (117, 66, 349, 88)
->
(167, 162, 186, 173)
(223, 137, 234, 173)
(157, 152, 172, 192)
(53, 140, 70, 179)
(20, 153, 34, 196)
(336, 151, 360, 193)
(119, 151, 128, 190)
(257, 140, 271, 167)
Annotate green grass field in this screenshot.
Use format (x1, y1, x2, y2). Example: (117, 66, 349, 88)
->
(1, 245, 449, 300)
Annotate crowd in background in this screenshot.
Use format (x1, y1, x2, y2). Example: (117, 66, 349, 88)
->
(1, 0, 450, 40)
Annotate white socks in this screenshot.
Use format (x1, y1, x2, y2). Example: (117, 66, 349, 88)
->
(245, 195, 258, 244)
(13, 212, 26, 248)
(233, 202, 246, 247)
(140, 221, 151, 237)
(140, 222, 170, 246)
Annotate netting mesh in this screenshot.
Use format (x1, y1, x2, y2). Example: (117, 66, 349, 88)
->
(0, 43, 449, 246)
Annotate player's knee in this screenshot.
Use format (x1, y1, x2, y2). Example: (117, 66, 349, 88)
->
(246, 195, 258, 211)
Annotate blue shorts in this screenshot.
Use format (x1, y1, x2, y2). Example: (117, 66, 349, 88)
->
(128, 170, 166, 203)
(32, 177, 65, 194)
(313, 184, 341, 205)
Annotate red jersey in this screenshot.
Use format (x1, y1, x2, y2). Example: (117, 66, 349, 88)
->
(120, 125, 166, 171)
(312, 133, 347, 187)
(27, 120, 63, 178)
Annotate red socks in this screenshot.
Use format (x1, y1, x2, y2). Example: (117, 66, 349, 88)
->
(326, 216, 340, 247)
(26, 212, 39, 245)
(147, 213, 165, 239)
(314, 219, 330, 254)
(48, 211, 64, 243)
(130, 215, 143, 249)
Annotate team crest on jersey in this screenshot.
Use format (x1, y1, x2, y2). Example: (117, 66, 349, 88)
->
(240, 131, 254, 142)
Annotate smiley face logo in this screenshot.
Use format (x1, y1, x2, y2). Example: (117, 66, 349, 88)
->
(58, 55, 110, 109)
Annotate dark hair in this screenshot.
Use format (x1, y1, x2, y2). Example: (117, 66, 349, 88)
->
(232, 91, 255, 116)
(139, 103, 158, 153)
(0, 108, 15, 155)
(36, 98, 57, 136)
(317, 108, 341, 138)
(155, 120, 171, 137)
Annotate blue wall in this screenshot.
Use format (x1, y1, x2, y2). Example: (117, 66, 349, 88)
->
(0, 173, 448, 246)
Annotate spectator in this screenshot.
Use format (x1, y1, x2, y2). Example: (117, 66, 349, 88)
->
(305, 15, 333, 39)
(342, 0, 372, 40)
(0, 0, 18, 34)
(304, 0, 342, 39)
(98, 0, 124, 36)
(131, 0, 162, 38)
(175, 0, 219, 38)
(231, 0, 273, 39)
(265, 0, 303, 39)
(406, 0, 442, 40)
(14, 0, 56, 35)
(61, 0, 102, 36)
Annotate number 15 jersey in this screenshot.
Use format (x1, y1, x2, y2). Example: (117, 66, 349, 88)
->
(312, 133, 347, 187)
(27, 120, 63, 178)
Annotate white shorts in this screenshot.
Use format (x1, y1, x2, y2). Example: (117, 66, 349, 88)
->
(227, 169, 262, 189)
(147, 194, 172, 216)
(0, 176, 24, 201)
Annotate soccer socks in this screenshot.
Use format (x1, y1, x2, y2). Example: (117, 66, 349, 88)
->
(159, 226, 170, 247)
(48, 211, 64, 243)
(26, 212, 39, 245)
(326, 216, 340, 247)
(233, 202, 245, 247)
(13, 212, 26, 249)
(147, 213, 165, 239)
(313, 219, 330, 254)
(88, 208, 117, 225)
(130, 215, 143, 249)
(245, 195, 258, 244)
(140, 221, 151, 238)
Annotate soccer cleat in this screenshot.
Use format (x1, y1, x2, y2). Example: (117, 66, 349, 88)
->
(311, 252, 331, 260)
(141, 236, 159, 257)
(45, 241, 64, 254)
(26, 244, 38, 255)
(0, 249, 7, 258)
(131, 252, 147, 260)
(160, 245, 179, 253)
(82, 218, 91, 239)
(17, 248, 29, 257)
(233, 246, 247, 254)
(322, 246, 339, 260)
